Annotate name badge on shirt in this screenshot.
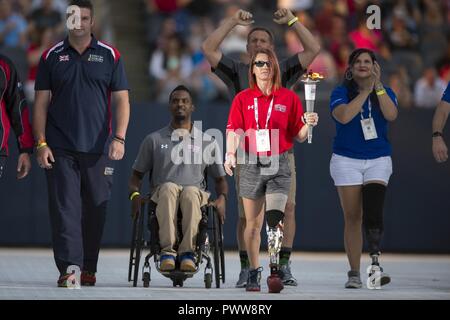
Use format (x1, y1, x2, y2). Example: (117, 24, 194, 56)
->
(361, 118, 378, 140)
(256, 129, 270, 152)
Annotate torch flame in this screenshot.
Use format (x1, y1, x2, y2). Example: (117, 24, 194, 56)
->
(302, 70, 324, 80)
(310, 72, 324, 80)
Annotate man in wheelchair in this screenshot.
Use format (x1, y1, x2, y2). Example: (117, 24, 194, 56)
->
(128, 85, 228, 273)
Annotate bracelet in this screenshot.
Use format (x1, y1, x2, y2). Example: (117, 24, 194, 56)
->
(113, 138, 125, 144)
(432, 132, 443, 138)
(376, 89, 386, 96)
(36, 142, 48, 150)
(114, 135, 125, 142)
(113, 136, 125, 144)
(129, 191, 140, 201)
(288, 16, 298, 27)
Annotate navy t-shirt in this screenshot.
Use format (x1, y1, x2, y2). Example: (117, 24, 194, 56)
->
(35, 36, 129, 154)
(442, 82, 450, 103)
(329, 85, 398, 159)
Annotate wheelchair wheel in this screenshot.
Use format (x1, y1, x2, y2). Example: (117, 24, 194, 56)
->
(218, 216, 226, 284)
(128, 213, 138, 282)
(173, 279, 184, 287)
(132, 205, 146, 287)
(143, 271, 150, 288)
(210, 206, 221, 288)
(204, 273, 212, 289)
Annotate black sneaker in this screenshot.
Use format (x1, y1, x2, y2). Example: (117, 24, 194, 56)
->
(235, 268, 249, 288)
(246, 267, 263, 292)
(279, 262, 298, 286)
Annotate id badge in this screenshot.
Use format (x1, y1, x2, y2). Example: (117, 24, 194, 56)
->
(256, 129, 270, 152)
(361, 118, 378, 140)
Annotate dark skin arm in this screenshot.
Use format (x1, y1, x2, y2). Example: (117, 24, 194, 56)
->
(129, 169, 145, 218)
(211, 176, 228, 225)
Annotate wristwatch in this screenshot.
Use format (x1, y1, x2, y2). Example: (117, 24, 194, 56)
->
(432, 132, 443, 138)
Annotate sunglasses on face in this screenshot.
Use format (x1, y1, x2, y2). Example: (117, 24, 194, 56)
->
(253, 60, 271, 68)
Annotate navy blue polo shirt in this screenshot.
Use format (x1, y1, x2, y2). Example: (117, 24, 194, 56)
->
(442, 82, 450, 103)
(330, 85, 398, 159)
(35, 35, 129, 154)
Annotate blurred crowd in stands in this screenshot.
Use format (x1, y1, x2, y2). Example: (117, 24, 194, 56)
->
(1, 0, 448, 109)
(144, 0, 449, 108)
(0, 0, 110, 103)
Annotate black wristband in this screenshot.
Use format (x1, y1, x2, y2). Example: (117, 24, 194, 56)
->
(114, 135, 125, 142)
(113, 135, 125, 144)
(432, 132, 443, 138)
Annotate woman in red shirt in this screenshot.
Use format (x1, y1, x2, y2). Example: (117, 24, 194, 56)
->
(224, 47, 318, 292)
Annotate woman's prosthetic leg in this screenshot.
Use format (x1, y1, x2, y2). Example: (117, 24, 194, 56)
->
(362, 184, 391, 288)
(265, 193, 288, 293)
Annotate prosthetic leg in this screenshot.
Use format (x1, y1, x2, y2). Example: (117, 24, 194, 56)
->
(265, 194, 287, 293)
(363, 184, 391, 289)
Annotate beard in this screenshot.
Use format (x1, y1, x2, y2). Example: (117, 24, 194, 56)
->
(174, 114, 186, 122)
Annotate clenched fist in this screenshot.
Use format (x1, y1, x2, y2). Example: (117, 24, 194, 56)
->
(273, 8, 296, 25)
(231, 9, 255, 26)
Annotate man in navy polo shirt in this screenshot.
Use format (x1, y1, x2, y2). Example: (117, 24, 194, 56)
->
(33, 0, 130, 287)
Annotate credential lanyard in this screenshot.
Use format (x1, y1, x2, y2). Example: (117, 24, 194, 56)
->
(360, 98, 372, 120)
(254, 97, 274, 130)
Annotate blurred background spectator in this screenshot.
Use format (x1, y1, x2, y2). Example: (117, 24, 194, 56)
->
(0, 0, 28, 48)
(414, 66, 447, 109)
(389, 68, 413, 109)
(28, 0, 64, 36)
(149, 33, 193, 103)
(25, 26, 54, 103)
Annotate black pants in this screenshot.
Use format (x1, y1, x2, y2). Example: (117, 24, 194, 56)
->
(46, 149, 114, 274)
(0, 156, 6, 179)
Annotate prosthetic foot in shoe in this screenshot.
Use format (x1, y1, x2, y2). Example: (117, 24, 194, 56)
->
(267, 266, 284, 293)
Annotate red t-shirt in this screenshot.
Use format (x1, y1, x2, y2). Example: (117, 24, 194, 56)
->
(227, 87, 304, 156)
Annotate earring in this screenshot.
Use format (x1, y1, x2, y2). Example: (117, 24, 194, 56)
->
(345, 69, 353, 80)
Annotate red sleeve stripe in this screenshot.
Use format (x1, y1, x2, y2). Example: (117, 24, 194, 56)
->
(0, 59, 11, 82)
(97, 41, 121, 62)
(0, 67, 7, 150)
(43, 41, 64, 60)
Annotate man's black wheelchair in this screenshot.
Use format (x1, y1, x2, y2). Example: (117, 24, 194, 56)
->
(128, 196, 225, 288)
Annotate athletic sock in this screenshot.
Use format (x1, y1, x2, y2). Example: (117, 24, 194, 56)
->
(239, 251, 249, 269)
(279, 247, 292, 266)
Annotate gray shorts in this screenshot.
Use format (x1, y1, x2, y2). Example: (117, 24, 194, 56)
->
(239, 152, 291, 199)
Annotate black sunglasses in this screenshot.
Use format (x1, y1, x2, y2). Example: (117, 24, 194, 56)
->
(253, 60, 271, 68)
